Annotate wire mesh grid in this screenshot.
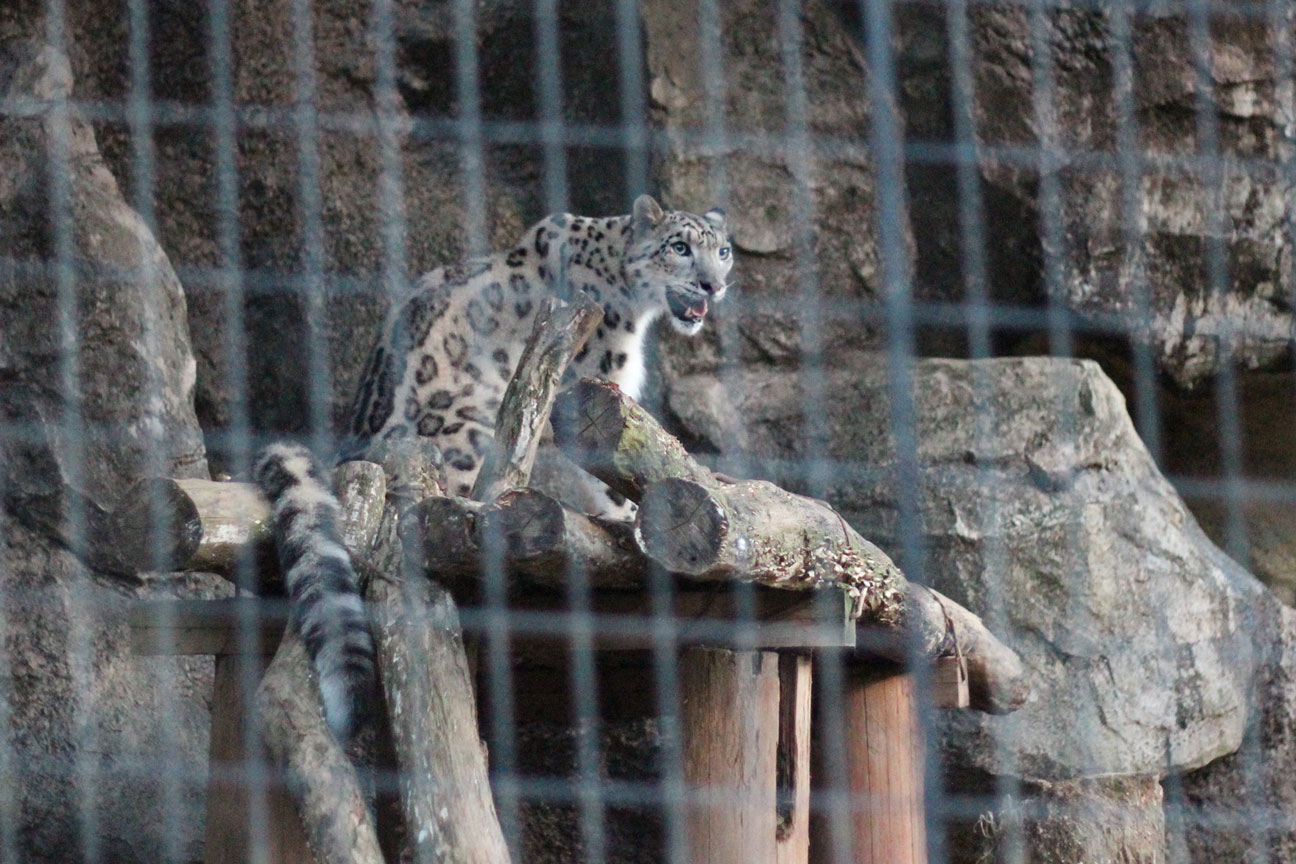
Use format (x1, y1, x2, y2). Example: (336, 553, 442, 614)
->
(1, 0, 1295, 862)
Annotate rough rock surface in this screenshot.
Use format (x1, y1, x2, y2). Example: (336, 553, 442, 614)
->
(642, 0, 913, 382)
(0, 41, 207, 523)
(0, 37, 219, 864)
(902, 6, 1296, 389)
(1170, 603, 1296, 863)
(947, 774, 1167, 864)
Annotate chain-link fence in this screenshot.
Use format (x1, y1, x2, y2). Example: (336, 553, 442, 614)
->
(2, 0, 1295, 862)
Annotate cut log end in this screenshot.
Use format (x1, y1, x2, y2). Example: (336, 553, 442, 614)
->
(637, 477, 728, 576)
(91, 478, 203, 576)
(490, 487, 564, 560)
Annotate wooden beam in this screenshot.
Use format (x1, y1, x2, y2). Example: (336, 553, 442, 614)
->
(811, 663, 927, 864)
(776, 653, 812, 864)
(128, 583, 856, 656)
(681, 647, 780, 864)
(203, 653, 316, 864)
(254, 631, 385, 864)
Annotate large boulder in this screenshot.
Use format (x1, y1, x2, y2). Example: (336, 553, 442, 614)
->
(0, 38, 219, 863)
(668, 354, 1296, 860)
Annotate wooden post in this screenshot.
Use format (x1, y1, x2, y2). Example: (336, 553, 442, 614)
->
(776, 653, 812, 864)
(811, 663, 927, 864)
(681, 647, 780, 864)
(204, 653, 316, 864)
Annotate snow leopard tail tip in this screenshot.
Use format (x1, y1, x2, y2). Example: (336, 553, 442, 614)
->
(253, 442, 376, 741)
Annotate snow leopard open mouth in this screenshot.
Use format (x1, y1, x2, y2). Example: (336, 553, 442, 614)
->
(666, 289, 708, 324)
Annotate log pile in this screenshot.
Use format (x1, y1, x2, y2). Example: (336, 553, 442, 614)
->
(93, 293, 1029, 861)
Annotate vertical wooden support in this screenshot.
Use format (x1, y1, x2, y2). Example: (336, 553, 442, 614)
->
(776, 653, 812, 864)
(204, 654, 315, 864)
(681, 646, 780, 864)
(811, 664, 927, 864)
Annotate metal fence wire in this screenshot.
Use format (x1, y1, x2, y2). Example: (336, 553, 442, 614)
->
(2, 0, 1296, 862)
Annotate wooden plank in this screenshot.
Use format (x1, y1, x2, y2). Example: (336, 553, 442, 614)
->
(129, 599, 286, 656)
(681, 647, 780, 864)
(129, 585, 855, 657)
(776, 653, 812, 864)
(811, 664, 927, 864)
(930, 654, 970, 710)
(203, 654, 315, 864)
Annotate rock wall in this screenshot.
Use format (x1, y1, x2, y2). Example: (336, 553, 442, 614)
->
(0, 35, 220, 864)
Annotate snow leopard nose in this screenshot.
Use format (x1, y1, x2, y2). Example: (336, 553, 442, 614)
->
(700, 280, 717, 295)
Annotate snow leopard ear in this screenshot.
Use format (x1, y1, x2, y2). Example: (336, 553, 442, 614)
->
(703, 207, 727, 233)
(632, 194, 664, 234)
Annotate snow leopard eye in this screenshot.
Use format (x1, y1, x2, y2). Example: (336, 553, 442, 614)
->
(718, 245, 731, 260)
(670, 240, 690, 256)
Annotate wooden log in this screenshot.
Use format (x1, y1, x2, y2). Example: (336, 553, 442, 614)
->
(552, 379, 713, 502)
(254, 631, 384, 864)
(362, 444, 511, 864)
(83, 476, 276, 584)
(637, 477, 906, 624)
(681, 647, 780, 864)
(856, 584, 1028, 715)
(370, 547, 511, 864)
(471, 295, 603, 503)
(403, 488, 643, 589)
(776, 653, 812, 864)
(811, 664, 927, 864)
(551, 381, 906, 624)
(483, 489, 642, 588)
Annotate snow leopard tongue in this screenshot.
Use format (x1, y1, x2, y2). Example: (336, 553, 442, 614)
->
(668, 290, 708, 322)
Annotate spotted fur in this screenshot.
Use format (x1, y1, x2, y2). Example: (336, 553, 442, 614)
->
(345, 194, 733, 502)
(253, 443, 375, 740)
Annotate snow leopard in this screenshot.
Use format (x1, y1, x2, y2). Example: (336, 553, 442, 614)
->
(255, 194, 732, 739)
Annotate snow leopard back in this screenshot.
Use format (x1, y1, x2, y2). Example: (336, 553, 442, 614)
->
(253, 442, 375, 740)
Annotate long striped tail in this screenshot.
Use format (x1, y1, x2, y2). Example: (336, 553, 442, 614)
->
(253, 442, 375, 740)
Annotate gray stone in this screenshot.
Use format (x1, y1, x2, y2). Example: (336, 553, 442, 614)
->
(0, 38, 220, 864)
(900, 7, 1296, 389)
(947, 774, 1167, 864)
(642, 0, 913, 381)
(0, 41, 208, 523)
(1169, 604, 1296, 863)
